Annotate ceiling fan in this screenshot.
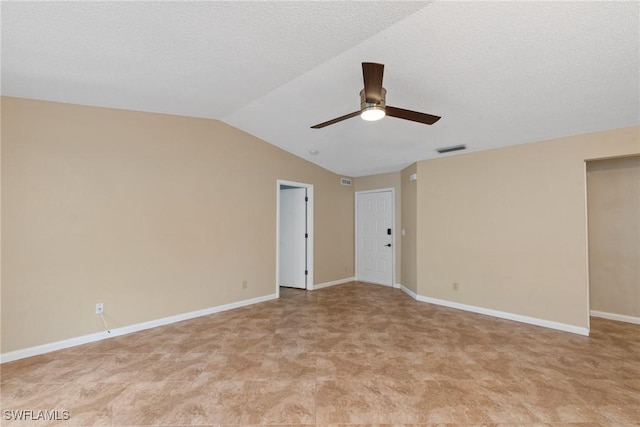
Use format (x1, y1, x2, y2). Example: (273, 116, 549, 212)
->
(311, 62, 441, 129)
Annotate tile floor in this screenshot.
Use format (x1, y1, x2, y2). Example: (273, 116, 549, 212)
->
(1, 282, 639, 426)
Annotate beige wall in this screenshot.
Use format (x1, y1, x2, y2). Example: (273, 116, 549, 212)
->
(587, 156, 640, 318)
(353, 172, 401, 284)
(0, 99, 3, 343)
(401, 164, 417, 293)
(415, 126, 640, 329)
(1, 97, 354, 353)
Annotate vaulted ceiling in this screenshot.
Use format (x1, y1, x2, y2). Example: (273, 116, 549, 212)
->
(2, 1, 638, 176)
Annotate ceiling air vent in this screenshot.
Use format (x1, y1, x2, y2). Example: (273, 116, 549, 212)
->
(340, 177, 352, 186)
(436, 144, 466, 154)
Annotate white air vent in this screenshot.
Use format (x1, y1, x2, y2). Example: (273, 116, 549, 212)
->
(340, 177, 352, 186)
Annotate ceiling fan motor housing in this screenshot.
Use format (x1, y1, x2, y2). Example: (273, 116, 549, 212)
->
(360, 88, 386, 112)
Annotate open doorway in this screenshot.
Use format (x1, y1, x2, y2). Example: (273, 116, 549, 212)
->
(586, 156, 640, 324)
(276, 180, 314, 293)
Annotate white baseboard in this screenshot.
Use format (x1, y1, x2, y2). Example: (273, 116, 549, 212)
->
(393, 283, 401, 289)
(415, 295, 589, 336)
(591, 310, 640, 325)
(398, 287, 588, 336)
(400, 284, 418, 300)
(0, 293, 278, 364)
(311, 277, 355, 291)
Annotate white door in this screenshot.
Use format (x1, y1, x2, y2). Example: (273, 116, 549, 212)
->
(356, 190, 393, 286)
(279, 187, 307, 289)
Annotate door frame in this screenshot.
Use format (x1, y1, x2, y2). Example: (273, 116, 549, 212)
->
(355, 188, 395, 287)
(583, 161, 591, 332)
(276, 179, 314, 297)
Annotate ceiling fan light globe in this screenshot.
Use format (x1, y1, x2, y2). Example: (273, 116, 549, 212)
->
(361, 107, 386, 121)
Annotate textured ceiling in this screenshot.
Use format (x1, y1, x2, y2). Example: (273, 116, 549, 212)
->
(2, 1, 639, 177)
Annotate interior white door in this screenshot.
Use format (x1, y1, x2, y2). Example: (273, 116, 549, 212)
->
(279, 187, 307, 289)
(356, 190, 393, 286)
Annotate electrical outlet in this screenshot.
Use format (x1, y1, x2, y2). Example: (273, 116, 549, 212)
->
(452, 283, 459, 291)
(95, 303, 104, 315)
(242, 280, 248, 289)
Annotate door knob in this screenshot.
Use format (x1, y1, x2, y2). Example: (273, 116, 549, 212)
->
(385, 243, 392, 247)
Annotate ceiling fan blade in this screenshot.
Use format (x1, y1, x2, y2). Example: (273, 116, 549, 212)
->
(362, 62, 384, 103)
(310, 111, 360, 129)
(386, 106, 441, 125)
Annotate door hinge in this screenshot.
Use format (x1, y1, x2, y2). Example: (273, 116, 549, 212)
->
(305, 196, 308, 202)
(305, 233, 308, 238)
(305, 270, 308, 275)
